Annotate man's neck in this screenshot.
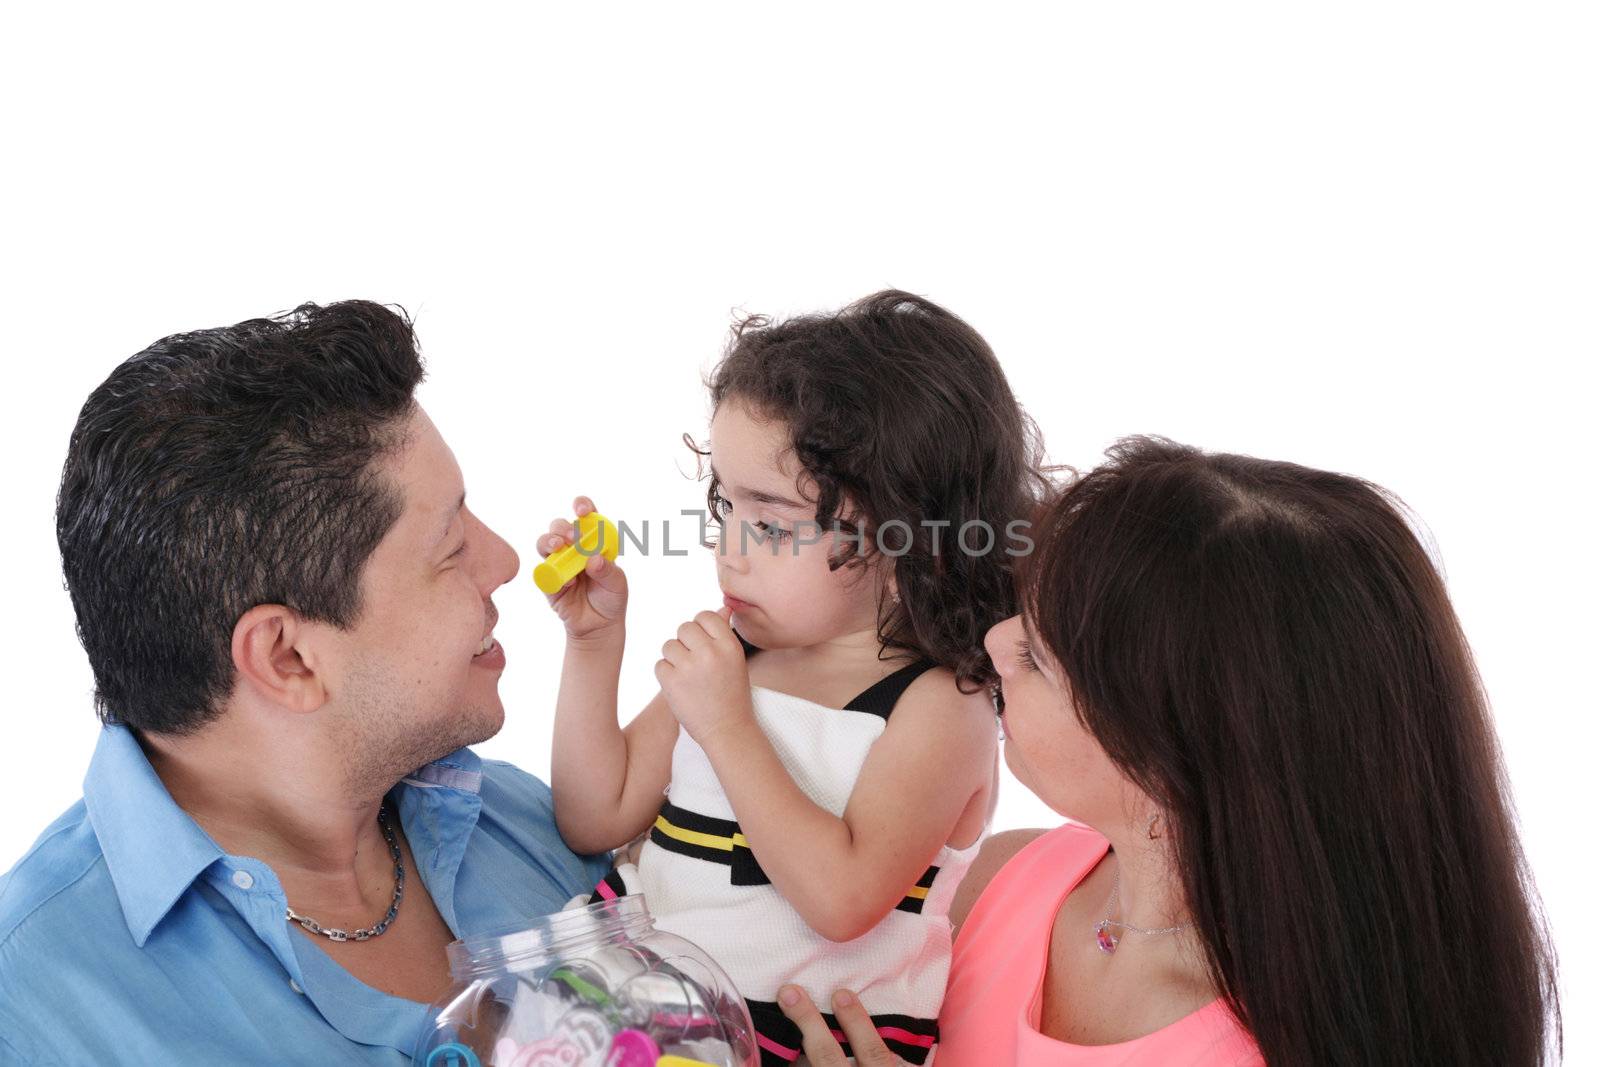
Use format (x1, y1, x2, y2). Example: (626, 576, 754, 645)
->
(137, 719, 397, 913)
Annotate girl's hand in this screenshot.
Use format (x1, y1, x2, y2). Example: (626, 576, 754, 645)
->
(654, 606, 753, 746)
(777, 986, 907, 1066)
(537, 495, 628, 646)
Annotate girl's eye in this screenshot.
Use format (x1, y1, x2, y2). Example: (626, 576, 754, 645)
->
(1016, 638, 1039, 672)
(754, 520, 792, 543)
(710, 491, 733, 519)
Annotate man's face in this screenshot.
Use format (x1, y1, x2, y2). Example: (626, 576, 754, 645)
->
(322, 405, 519, 783)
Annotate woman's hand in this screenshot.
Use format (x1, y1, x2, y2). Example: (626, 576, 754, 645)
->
(537, 495, 628, 645)
(777, 985, 907, 1066)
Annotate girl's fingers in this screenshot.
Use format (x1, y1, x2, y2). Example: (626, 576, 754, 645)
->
(776, 987, 850, 1067)
(688, 616, 732, 649)
(828, 990, 904, 1066)
(539, 531, 582, 557)
(545, 499, 598, 553)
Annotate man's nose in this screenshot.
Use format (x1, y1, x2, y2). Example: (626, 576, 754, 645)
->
(477, 518, 521, 590)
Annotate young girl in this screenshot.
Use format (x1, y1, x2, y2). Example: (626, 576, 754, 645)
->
(542, 291, 1049, 1065)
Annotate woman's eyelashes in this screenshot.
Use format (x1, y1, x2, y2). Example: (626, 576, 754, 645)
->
(990, 639, 1038, 715)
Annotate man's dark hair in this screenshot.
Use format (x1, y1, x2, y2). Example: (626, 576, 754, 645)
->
(56, 300, 426, 736)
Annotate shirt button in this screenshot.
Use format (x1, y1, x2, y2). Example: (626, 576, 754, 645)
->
(289, 979, 304, 995)
(231, 869, 255, 890)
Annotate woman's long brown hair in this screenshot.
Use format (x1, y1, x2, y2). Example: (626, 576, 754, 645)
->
(1020, 436, 1560, 1064)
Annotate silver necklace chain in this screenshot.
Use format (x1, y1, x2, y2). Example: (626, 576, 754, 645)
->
(1094, 866, 1194, 954)
(284, 804, 405, 943)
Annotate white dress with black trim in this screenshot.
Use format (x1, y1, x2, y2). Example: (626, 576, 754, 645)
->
(588, 634, 985, 1066)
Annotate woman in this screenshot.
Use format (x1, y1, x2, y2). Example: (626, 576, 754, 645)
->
(778, 436, 1561, 1065)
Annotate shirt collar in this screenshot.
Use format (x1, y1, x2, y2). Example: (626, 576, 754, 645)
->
(82, 722, 486, 949)
(82, 723, 225, 948)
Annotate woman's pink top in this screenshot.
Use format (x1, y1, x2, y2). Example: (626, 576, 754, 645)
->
(935, 823, 1264, 1066)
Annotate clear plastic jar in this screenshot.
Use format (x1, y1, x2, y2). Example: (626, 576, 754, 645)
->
(412, 893, 757, 1067)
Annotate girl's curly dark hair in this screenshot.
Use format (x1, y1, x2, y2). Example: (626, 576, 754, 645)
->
(684, 290, 1059, 693)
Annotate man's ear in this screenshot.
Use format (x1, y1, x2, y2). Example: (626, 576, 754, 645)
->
(230, 605, 328, 715)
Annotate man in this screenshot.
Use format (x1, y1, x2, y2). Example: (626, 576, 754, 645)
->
(0, 302, 609, 1063)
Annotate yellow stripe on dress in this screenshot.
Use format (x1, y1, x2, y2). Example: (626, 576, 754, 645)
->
(652, 813, 751, 851)
(655, 810, 929, 905)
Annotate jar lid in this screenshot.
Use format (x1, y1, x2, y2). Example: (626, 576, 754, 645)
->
(446, 893, 655, 979)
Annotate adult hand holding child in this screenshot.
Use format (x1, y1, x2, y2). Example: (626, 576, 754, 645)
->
(777, 985, 905, 1066)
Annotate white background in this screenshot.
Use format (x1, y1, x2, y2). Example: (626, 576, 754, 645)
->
(2, 3, 1593, 1060)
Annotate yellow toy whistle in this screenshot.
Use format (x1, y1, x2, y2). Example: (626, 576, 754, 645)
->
(533, 511, 620, 594)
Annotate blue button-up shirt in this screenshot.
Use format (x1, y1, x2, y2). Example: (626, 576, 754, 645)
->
(0, 724, 610, 1065)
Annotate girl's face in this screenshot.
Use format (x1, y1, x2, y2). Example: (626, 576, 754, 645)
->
(985, 613, 1146, 833)
(707, 399, 888, 650)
